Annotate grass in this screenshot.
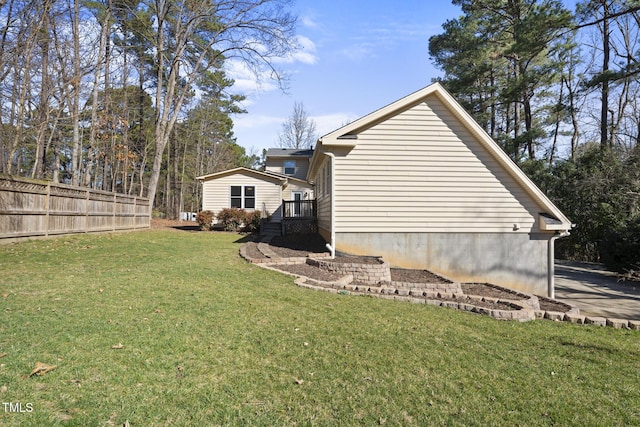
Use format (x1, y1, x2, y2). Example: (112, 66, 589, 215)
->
(0, 229, 639, 426)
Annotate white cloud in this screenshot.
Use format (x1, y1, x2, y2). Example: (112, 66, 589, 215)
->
(273, 35, 318, 65)
(340, 43, 376, 62)
(232, 113, 284, 130)
(225, 35, 318, 100)
(301, 15, 320, 29)
(225, 59, 278, 95)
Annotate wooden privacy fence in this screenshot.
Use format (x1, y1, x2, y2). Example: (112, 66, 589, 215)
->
(0, 175, 150, 241)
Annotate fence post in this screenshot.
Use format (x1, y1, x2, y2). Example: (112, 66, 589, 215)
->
(45, 182, 51, 237)
(113, 193, 117, 231)
(85, 189, 89, 233)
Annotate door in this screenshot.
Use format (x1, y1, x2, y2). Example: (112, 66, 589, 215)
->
(292, 191, 303, 217)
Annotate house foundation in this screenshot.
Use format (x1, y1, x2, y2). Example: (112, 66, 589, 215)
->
(334, 231, 550, 295)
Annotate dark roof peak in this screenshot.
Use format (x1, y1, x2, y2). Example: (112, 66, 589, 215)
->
(265, 148, 314, 158)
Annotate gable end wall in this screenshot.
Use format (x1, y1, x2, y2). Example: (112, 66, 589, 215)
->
(333, 96, 542, 234)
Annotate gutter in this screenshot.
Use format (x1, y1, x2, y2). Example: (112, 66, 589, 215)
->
(548, 230, 570, 299)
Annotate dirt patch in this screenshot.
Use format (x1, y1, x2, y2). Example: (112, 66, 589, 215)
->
(151, 219, 200, 231)
(391, 268, 453, 284)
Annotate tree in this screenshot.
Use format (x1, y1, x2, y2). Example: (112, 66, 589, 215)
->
(277, 101, 317, 149)
(430, 0, 573, 161)
(144, 0, 297, 210)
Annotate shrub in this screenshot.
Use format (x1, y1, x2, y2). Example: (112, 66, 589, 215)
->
(195, 210, 215, 230)
(243, 210, 262, 233)
(217, 208, 246, 231)
(600, 216, 640, 273)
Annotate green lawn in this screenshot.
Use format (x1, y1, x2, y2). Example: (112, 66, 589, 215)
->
(0, 229, 638, 426)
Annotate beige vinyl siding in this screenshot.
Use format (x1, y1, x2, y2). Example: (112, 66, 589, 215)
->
(314, 157, 332, 234)
(282, 182, 314, 201)
(265, 158, 310, 181)
(333, 95, 540, 233)
(201, 172, 281, 219)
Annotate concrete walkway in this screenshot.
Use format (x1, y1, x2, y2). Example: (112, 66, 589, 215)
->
(555, 261, 640, 321)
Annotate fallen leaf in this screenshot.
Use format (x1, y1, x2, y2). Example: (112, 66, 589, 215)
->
(0, 385, 7, 393)
(1, 293, 8, 298)
(99, 289, 104, 293)
(0, 353, 6, 358)
(111, 343, 124, 350)
(153, 308, 162, 313)
(294, 378, 304, 385)
(29, 362, 57, 377)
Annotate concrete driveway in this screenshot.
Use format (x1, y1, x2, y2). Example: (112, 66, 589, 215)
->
(555, 260, 640, 321)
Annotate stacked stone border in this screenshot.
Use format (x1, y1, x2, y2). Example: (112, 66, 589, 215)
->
(239, 242, 640, 331)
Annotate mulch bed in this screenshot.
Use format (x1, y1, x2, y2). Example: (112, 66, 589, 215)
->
(461, 283, 530, 300)
(272, 263, 345, 282)
(244, 242, 266, 260)
(391, 268, 453, 284)
(268, 233, 328, 257)
(536, 296, 573, 313)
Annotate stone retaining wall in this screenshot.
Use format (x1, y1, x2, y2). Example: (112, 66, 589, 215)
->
(307, 257, 391, 285)
(393, 281, 462, 294)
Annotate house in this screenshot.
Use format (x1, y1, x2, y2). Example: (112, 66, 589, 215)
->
(196, 149, 314, 227)
(306, 82, 572, 296)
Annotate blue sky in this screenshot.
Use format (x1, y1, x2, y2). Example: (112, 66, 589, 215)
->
(228, 0, 465, 155)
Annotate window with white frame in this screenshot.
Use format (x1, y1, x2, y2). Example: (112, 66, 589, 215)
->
(230, 185, 255, 209)
(284, 160, 296, 175)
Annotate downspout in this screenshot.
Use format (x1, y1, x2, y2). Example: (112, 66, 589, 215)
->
(548, 230, 570, 298)
(322, 151, 336, 259)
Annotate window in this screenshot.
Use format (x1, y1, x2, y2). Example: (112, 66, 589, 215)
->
(284, 160, 295, 175)
(244, 186, 255, 209)
(230, 185, 255, 209)
(230, 186, 242, 208)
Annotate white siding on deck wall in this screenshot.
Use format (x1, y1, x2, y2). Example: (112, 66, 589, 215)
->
(282, 182, 314, 201)
(201, 173, 282, 219)
(334, 95, 540, 233)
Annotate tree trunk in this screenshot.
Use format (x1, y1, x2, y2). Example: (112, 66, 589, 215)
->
(85, 4, 112, 186)
(71, 0, 82, 185)
(600, 0, 610, 149)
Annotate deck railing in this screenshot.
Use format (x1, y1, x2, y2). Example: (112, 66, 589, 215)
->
(282, 199, 316, 218)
